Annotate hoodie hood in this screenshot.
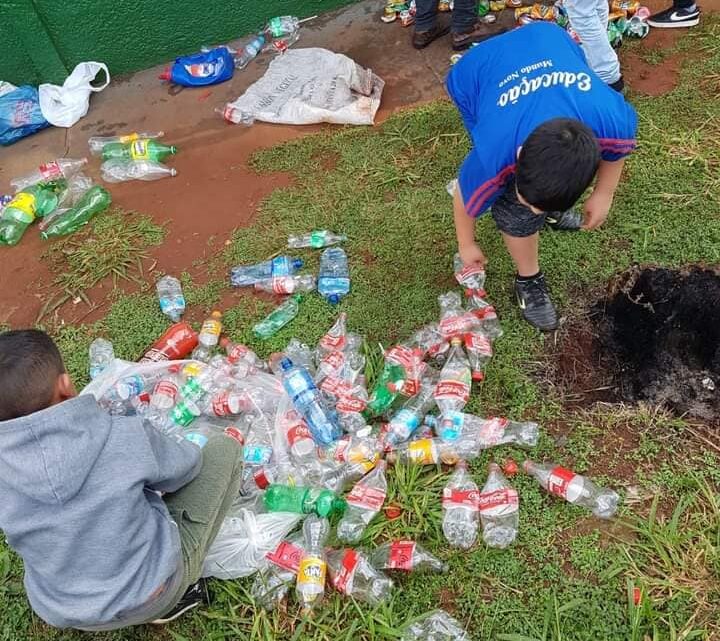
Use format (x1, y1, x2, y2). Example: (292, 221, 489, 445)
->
(0, 395, 111, 505)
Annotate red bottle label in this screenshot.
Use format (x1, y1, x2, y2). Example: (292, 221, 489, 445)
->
(227, 344, 249, 364)
(439, 315, 475, 338)
(434, 381, 470, 403)
(320, 376, 341, 396)
(478, 417, 509, 445)
(333, 437, 350, 462)
(388, 540, 416, 570)
(455, 264, 485, 283)
(224, 426, 245, 445)
(153, 380, 178, 401)
(547, 466, 577, 498)
(336, 394, 367, 413)
(322, 351, 345, 372)
(464, 332, 492, 355)
(211, 391, 232, 417)
(442, 488, 480, 510)
(333, 549, 358, 593)
(346, 484, 386, 510)
(319, 331, 346, 352)
(385, 345, 419, 370)
(287, 422, 312, 447)
(477, 488, 519, 513)
(139, 323, 198, 362)
(39, 161, 62, 179)
(266, 540, 303, 573)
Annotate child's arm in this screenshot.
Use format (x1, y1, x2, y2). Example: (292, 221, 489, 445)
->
(454, 187, 488, 268)
(582, 158, 625, 230)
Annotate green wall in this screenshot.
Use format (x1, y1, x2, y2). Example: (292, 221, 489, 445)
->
(1, 0, 357, 85)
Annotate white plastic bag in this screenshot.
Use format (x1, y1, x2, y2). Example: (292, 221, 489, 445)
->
(222, 48, 384, 127)
(39, 62, 110, 127)
(202, 507, 301, 579)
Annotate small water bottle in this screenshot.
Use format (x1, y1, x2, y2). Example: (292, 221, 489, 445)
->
(156, 275, 185, 322)
(235, 34, 266, 70)
(318, 247, 350, 305)
(89, 338, 114, 379)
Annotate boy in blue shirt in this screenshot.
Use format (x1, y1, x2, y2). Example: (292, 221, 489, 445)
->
(447, 22, 637, 331)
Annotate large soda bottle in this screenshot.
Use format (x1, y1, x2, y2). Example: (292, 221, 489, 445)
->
(523, 460, 620, 518)
(454, 256, 503, 340)
(368, 540, 448, 574)
(318, 247, 350, 304)
(386, 437, 460, 466)
(437, 291, 480, 340)
(101, 139, 177, 162)
(0, 185, 59, 246)
(438, 414, 539, 453)
(252, 532, 305, 610)
(434, 338, 472, 441)
(479, 463, 519, 548)
(442, 460, 479, 549)
(384, 371, 438, 448)
(10, 158, 88, 192)
(88, 131, 164, 156)
(235, 34, 266, 70)
(254, 274, 316, 295)
(337, 460, 387, 543)
(327, 548, 393, 605)
(40, 186, 112, 238)
(264, 484, 346, 517)
(88, 338, 114, 379)
(296, 515, 330, 613)
(288, 229, 346, 249)
(316, 312, 348, 357)
(191, 310, 223, 362)
(464, 331, 492, 381)
(101, 159, 177, 182)
(253, 295, 302, 339)
(453, 253, 486, 295)
(156, 275, 185, 322)
(280, 358, 341, 445)
(139, 322, 199, 362)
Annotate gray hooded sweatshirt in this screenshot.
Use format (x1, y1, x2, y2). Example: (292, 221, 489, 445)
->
(0, 395, 202, 630)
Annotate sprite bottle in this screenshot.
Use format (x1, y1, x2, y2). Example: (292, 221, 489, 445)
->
(253, 294, 302, 339)
(0, 184, 59, 246)
(101, 139, 177, 163)
(264, 484, 346, 517)
(40, 186, 111, 239)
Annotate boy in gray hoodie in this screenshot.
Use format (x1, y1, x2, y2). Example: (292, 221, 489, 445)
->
(0, 329, 244, 630)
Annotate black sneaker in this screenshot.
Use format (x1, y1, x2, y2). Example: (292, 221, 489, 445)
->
(150, 580, 209, 625)
(515, 273, 559, 332)
(545, 210, 583, 231)
(647, 4, 700, 27)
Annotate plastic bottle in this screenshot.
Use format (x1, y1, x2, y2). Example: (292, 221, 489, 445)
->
(296, 515, 330, 613)
(523, 460, 620, 518)
(139, 322, 199, 362)
(440, 414, 539, 452)
(321, 434, 380, 469)
(149, 366, 182, 410)
(318, 247, 350, 304)
(442, 460, 479, 549)
(156, 275, 185, 322)
(467, 295, 503, 340)
(479, 463, 519, 548)
(88, 338, 114, 379)
(280, 357, 341, 445)
(254, 295, 303, 339)
(453, 252, 486, 295)
(412, 322, 450, 364)
(384, 372, 438, 448)
(220, 337, 266, 371)
(0, 185, 59, 246)
(101, 140, 177, 163)
(191, 310, 223, 362)
(368, 540, 448, 573)
(288, 230, 347, 249)
(230, 255, 304, 287)
(252, 532, 305, 610)
(434, 338, 472, 440)
(364, 361, 406, 417)
(254, 274, 316, 295)
(464, 331, 492, 381)
(264, 484, 346, 517)
(10, 158, 88, 192)
(265, 15, 301, 38)
(337, 461, 387, 543)
(327, 548, 393, 605)
(40, 186, 112, 239)
(284, 410, 316, 467)
(202, 390, 248, 417)
(437, 291, 480, 340)
(235, 34, 266, 70)
(88, 131, 165, 156)
(114, 374, 152, 401)
(101, 159, 177, 183)
(386, 437, 460, 466)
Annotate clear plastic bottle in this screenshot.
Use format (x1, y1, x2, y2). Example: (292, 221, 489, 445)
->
(337, 460, 387, 543)
(437, 413, 539, 454)
(252, 532, 305, 610)
(88, 131, 165, 156)
(318, 247, 350, 304)
(235, 33, 266, 70)
(220, 337, 266, 371)
(316, 312, 348, 356)
(453, 252, 486, 295)
(386, 437, 460, 466)
(288, 230, 347, 249)
(254, 295, 303, 339)
(100, 159, 177, 183)
(327, 548, 393, 605)
(464, 331, 492, 381)
(10, 158, 88, 192)
(467, 295, 503, 340)
(523, 460, 620, 519)
(403, 610, 470, 641)
(442, 460, 479, 549)
(283, 410, 316, 467)
(265, 15, 301, 38)
(156, 275, 185, 322)
(149, 365, 182, 410)
(191, 310, 223, 362)
(434, 338, 472, 441)
(88, 338, 114, 380)
(384, 371, 438, 448)
(412, 322, 450, 364)
(437, 291, 480, 340)
(230, 255, 304, 288)
(296, 515, 330, 613)
(367, 540, 448, 573)
(479, 462, 519, 548)
(253, 274, 316, 294)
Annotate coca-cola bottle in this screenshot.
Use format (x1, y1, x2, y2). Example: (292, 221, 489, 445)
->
(478, 463, 519, 548)
(442, 460, 479, 549)
(139, 322, 199, 362)
(367, 540, 448, 573)
(337, 461, 387, 543)
(327, 548, 393, 605)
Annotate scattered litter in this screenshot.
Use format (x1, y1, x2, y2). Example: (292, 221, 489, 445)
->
(0, 85, 50, 146)
(401, 609, 470, 641)
(39, 62, 110, 128)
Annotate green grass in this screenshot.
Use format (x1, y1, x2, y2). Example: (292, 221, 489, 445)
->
(3, 17, 720, 641)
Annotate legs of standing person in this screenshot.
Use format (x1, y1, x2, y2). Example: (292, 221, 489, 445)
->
(565, 0, 622, 86)
(415, 0, 439, 31)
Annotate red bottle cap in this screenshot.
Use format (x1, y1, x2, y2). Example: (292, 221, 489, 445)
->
(159, 68, 171, 81)
(503, 458, 519, 476)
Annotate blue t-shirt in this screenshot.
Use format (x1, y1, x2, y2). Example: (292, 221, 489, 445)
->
(446, 22, 638, 218)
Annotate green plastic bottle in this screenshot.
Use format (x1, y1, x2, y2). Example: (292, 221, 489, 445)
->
(364, 361, 406, 418)
(0, 185, 59, 246)
(253, 294, 302, 339)
(41, 186, 111, 239)
(101, 139, 177, 163)
(264, 484, 346, 517)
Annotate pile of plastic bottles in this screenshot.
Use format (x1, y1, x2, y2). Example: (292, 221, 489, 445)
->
(84, 254, 620, 620)
(607, 0, 651, 44)
(88, 131, 179, 183)
(0, 158, 111, 246)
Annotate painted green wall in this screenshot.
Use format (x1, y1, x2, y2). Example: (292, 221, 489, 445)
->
(1, 0, 357, 85)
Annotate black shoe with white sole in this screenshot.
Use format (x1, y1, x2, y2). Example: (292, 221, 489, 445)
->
(151, 580, 209, 625)
(545, 210, 583, 231)
(514, 273, 559, 332)
(647, 5, 700, 28)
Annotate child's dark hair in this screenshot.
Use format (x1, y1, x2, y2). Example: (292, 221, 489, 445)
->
(516, 118, 601, 213)
(0, 330, 65, 421)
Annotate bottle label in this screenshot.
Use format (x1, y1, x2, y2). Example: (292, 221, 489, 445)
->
(6, 192, 37, 223)
(455, 264, 485, 285)
(309, 230, 326, 248)
(472, 306, 497, 322)
(321, 351, 345, 372)
(224, 426, 245, 445)
(119, 133, 140, 143)
(297, 556, 326, 587)
(153, 380, 178, 402)
(406, 439, 436, 465)
(211, 391, 240, 417)
(243, 445, 272, 465)
(333, 437, 351, 462)
(287, 421, 312, 447)
(186, 62, 216, 78)
(465, 332, 492, 356)
(478, 417, 508, 446)
(392, 409, 419, 434)
(184, 433, 208, 448)
(388, 540, 416, 570)
(477, 488, 519, 515)
(227, 344, 249, 364)
(266, 540, 303, 573)
(336, 393, 367, 413)
(319, 330, 346, 351)
(439, 315, 476, 338)
(319, 375, 341, 396)
(442, 488, 480, 510)
(333, 549, 358, 593)
(171, 402, 198, 426)
(39, 161, 62, 180)
(385, 345, 418, 370)
(159, 297, 185, 315)
(434, 380, 470, 404)
(346, 483, 386, 510)
(201, 319, 222, 337)
(547, 467, 578, 498)
(130, 140, 150, 160)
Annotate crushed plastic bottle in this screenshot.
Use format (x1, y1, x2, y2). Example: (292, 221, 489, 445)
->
(442, 460, 479, 549)
(88, 131, 165, 156)
(10, 158, 88, 192)
(316, 312, 349, 357)
(368, 540, 448, 574)
(0, 184, 59, 246)
(252, 532, 305, 610)
(101, 159, 177, 182)
(523, 460, 620, 518)
(437, 291, 480, 340)
(384, 371, 438, 448)
(479, 462, 519, 548)
(464, 331, 492, 381)
(159, 47, 235, 86)
(220, 337, 266, 371)
(438, 414, 539, 453)
(254, 274, 316, 294)
(88, 338, 114, 379)
(235, 33, 266, 70)
(40, 186, 112, 239)
(264, 484, 346, 517)
(231, 255, 304, 288)
(318, 247, 350, 304)
(328, 548, 393, 605)
(401, 609, 470, 641)
(364, 361, 406, 418)
(265, 15, 302, 38)
(453, 253, 486, 295)
(101, 140, 177, 163)
(337, 460, 387, 543)
(434, 338, 472, 440)
(156, 275, 185, 322)
(288, 230, 347, 249)
(191, 310, 223, 362)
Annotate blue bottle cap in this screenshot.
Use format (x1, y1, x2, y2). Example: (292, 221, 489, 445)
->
(328, 294, 340, 305)
(292, 258, 304, 269)
(280, 358, 293, 371)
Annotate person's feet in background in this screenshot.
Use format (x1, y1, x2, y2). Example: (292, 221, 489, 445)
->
(647, 0, 700, 27)
(412, 0, 506, 50)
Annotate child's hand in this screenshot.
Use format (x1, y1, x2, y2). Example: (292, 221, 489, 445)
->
(459, 243, 488, 269)
(582, 191, 613, 230)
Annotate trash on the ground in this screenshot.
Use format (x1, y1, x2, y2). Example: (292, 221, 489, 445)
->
(97, 138, 178, 182)
(479, 462, 519, 548)
(0, 85, 50, 146)
(328, 548, 393, 604)
(337, 460, 387, 542)
(101, 159, 177, 182)
(368, 540, 448, 573)
(88, 131, 165, 156)
(39, 62, 110, 128)
(40, 185, 111, 239)
(88, 338, 115, 380)
(10, 158, 88, 193)
(156, 275, 186, 323)
(296, 515, 330, 612)
(401, 609, 470, 641)
(254, 274, 317, 294)
(231, 255, 304, 288)
(139, 322, 199, 362)
(318, 247, 351, 304)
(288, 230, 347, 249)
(192, 311, 224, 362)
(159, 47, 235, 87)
(220, 48, 384, 127)
(0, 183, 60, 246)
(442, 460, 479, 549)
(254, 295, 303, 339)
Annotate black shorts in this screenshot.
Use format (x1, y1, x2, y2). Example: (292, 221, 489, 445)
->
(490, 177, 547, 238)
